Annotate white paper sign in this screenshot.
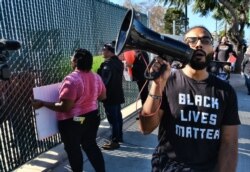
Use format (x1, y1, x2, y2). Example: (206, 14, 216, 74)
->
(33, 83, 61, 140)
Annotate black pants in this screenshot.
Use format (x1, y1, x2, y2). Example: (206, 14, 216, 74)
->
(58, 110, 105, 172)
(103, 104, 123, 142)
(151, 147, 214, 172)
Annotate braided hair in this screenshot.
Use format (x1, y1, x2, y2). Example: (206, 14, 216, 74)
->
(73, 48, 93, 71)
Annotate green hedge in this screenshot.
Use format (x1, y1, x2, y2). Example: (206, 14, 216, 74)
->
(92, 55, 104, 73)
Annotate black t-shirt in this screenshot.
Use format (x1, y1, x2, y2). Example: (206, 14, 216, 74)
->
(157, 69, 240, 171)
(215, 43, 234, 62)
(132, 51, 149, 81)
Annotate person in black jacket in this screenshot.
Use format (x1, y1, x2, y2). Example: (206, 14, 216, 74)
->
(131, 50, 149, 105)
(241, 46, 250, 95)
(98, 41, 125, 150)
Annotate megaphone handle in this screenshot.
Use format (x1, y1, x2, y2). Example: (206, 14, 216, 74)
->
(144, 59, 167, 80)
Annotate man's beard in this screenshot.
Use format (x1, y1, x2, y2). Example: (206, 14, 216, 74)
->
(189, 52, 213, 70)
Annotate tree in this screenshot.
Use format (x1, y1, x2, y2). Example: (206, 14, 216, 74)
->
(164, 8, 186, 35)
(123, 0, 166, 33)
(123, 0, 156, 13)
(157, 0, 250, 53)
(150, 6, 166, 33)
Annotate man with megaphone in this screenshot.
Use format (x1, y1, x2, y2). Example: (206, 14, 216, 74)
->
(138, 26, 240, 172)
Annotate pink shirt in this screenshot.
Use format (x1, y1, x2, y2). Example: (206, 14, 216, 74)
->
(56, 70, 106, 120)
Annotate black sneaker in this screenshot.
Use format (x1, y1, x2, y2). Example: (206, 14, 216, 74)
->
(102, 141, 120, 150)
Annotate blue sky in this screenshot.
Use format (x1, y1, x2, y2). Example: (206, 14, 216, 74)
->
(110, 0, 250, 44)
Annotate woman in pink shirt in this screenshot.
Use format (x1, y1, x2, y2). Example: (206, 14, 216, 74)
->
(32, 49, 106, 172)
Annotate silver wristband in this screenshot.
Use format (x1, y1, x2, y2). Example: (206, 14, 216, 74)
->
(148, 93, 162, 100)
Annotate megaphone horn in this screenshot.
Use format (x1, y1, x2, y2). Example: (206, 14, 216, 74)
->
(115, 8, 193, 65)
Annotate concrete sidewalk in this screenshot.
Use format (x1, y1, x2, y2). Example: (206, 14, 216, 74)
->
(15, 74, 250, 172)
(230, 74, 250, 172)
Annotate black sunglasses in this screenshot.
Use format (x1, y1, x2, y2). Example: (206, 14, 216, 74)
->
(185, 36, 213, 46)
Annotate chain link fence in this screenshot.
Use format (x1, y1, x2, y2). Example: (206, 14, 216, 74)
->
(0, 0, 148, 171)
